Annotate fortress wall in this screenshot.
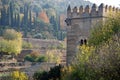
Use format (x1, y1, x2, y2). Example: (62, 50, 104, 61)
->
(67, 3, 120, 19)
(66, 3, 120, 65)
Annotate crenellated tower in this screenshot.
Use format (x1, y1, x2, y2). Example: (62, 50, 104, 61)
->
(65, 3, 120, 65)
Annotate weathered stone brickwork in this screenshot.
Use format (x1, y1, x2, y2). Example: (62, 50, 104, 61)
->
(65, 3, 120, 65)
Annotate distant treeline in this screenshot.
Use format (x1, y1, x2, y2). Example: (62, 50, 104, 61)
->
(0, 0, 91, 40)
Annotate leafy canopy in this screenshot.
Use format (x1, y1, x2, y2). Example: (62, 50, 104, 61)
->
(0, 29, 22, 55)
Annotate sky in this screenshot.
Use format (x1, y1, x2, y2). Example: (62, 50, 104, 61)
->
(87, 0, 120, 7)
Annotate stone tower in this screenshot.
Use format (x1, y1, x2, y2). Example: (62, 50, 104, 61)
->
(65, 3, 120, 65)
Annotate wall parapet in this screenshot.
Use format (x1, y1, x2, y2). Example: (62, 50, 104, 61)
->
(67, 3, 120, 18)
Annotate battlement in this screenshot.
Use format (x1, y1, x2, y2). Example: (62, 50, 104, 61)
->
(66, 3, 120, 65)
(67, 3, 120, 18)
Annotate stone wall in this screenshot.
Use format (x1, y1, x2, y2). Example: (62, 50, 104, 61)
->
(66, 3, 120, 65)
(23, 38, 64, 49)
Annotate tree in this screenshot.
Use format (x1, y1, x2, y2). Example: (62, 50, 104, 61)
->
(46, 49, 62, 64)
(24, 51, 47, 62)
(61, 45, 95, 80)
(89, 13, 120, 46)
(10, 71, 28, 80)
(3, 29, 22, 40)
(24, 3, 29, 26)
(38, 10, 49, 23)
(1, 0, 10, 5)
(50, 16, 59, 31)
(33, 65, 62, 80)
(0, 29, 22, 55)
(22, 41, 32, 49)
(9, 1, 14, 27)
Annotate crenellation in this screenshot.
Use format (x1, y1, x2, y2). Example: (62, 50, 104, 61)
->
(116, 8, 119, 13)
(79, 6, 84, 14)
(67, 3, 120, 19)
(105, 5, 108, 12)
(99, 3, 104, 8)
(91, 4, 98, 17)
(67, 5, 72, 18)
(91, 4, 97, 12)
(73, 6, 78, 13)
(109, 6, 112, 12)
(113, 7, 115, 11)
(72, 6, 79, 18)
(98, 3, 105, 16)
(67, 5, 71, 11)
(85, 5, 90, 13)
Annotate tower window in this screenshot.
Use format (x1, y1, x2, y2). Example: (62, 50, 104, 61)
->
(84, 39, 87, 45)
(79, 39, 87, 45)
(80, 39, 83, 45)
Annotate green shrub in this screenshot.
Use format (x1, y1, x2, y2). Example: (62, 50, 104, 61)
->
(24, 51, 47, 62)
(22, 41, 33, 49)
(33, 65, 62, 80)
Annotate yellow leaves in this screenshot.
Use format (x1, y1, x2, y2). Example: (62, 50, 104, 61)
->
(67, 66, 74, 73)
(80, 45, 94, 54)
(61, 66, 75, 80)
(3, 29, 22, 41)
(10, 71, 28, 80)
(11, 71, 19, 78)
(0, 39, 22, 55)
(46, 49, 62, 64)
(61, 66, 73, 73)
(0, 29, 22, 55)
(76, 45, 95, 63)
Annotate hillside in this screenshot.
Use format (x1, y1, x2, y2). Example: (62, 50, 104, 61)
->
(29, 0, 92, 14)
(0, 0, 92, 40)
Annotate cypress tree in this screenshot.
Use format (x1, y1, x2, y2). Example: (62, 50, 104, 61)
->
(9, 2, 14, 27)
(14, 13, 17, 27)
(17, 14, 20, 28)
(23, 3, 29, 26)
(1, 6, 7, 26)
(8, 4, 11, 26)
(29, 9, 32, 27)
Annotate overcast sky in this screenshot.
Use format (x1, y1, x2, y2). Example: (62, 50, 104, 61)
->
(87, 0, 120, 7)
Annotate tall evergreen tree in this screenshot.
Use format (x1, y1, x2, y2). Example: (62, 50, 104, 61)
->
(17, 14, 20, 28)
(29, 9, 32, 27)
(9, 1, 14, 27)
(23, 3, 29, 26)
(1, 6, 7, 26)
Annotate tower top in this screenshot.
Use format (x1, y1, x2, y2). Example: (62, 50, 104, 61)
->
(67, 3, 120, 18)
(67, 5, 71, 11)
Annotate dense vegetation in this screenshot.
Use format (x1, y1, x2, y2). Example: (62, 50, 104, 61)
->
(32, 13, 120, 80)
(0, 29, 22, 56)
(24, 51, 47, 62)
(0, 0, 92, 40)
(61, 13, 120, 80)
(33, 65, 62, 80)
(10, 71, 28, 80)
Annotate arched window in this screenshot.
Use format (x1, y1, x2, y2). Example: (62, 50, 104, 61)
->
(80, 39, 83, 45)
(79, 39, 87, 46)
(84, 39, 87, 45)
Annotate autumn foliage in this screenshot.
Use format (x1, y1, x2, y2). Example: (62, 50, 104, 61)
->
(38, 11, 49, 23)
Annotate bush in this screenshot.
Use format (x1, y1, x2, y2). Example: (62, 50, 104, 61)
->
(33, 71, 49, 80)
(22, 41, 33, 49)
(10, 71, 28, 80)
(33, 65, 62, 80)
(24, 55, 35, 62)
(36, 56, 47, 62)
(24, 51, 47, 62)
